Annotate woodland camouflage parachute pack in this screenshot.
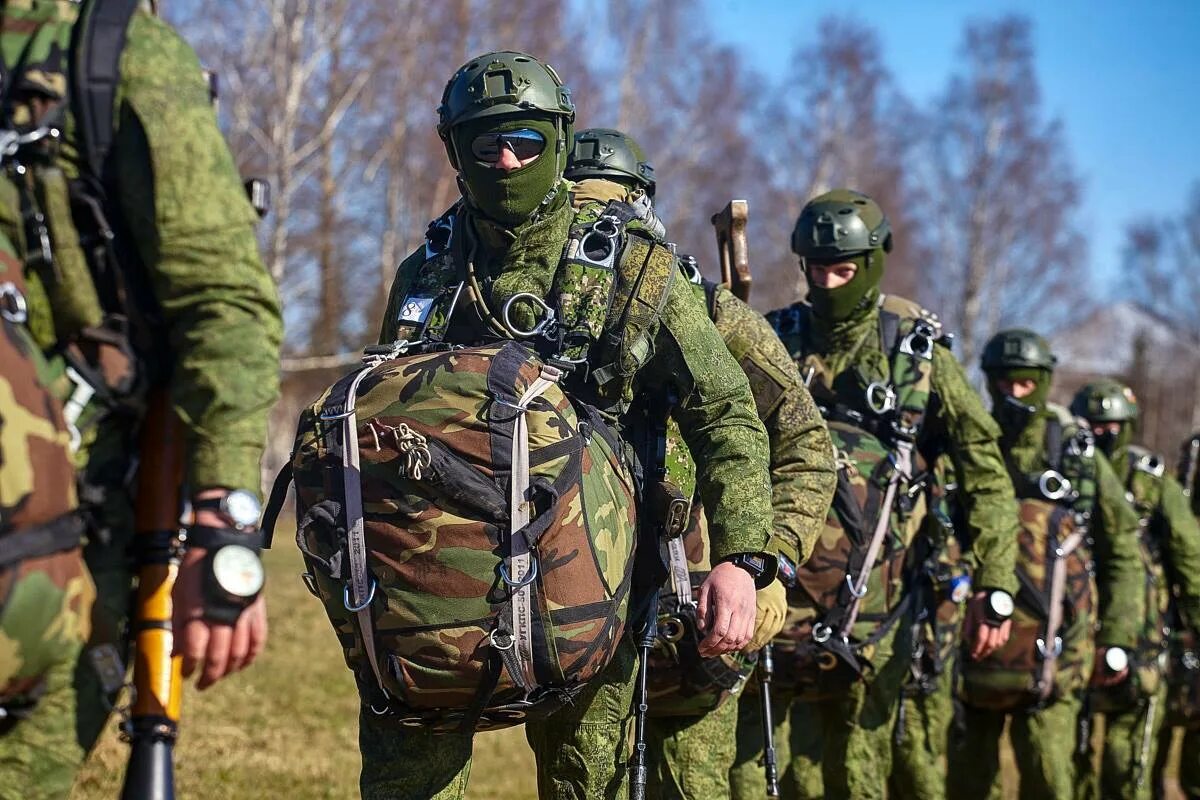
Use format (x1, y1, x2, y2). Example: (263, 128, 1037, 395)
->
(289, 342, 638, 730)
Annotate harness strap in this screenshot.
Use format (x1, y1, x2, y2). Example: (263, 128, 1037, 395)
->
(70, 0, 140, 181)
(0, 513, 85, 568)
(506, 365, 563, 692)
(1039, 527, 1086, 701)
(665, 536, 692, 611)
(323, 364, 389, 698)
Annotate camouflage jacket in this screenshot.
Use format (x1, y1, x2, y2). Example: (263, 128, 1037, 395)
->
(1113, 443, 1200, 637)
(1003, 407, 1144, 648)
(768, 295, 1019, 595)
(0, 2, 282, 495)
(379, 191, 772, 561)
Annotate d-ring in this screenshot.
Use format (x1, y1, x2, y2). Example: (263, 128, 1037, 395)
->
(343, 579, 377, 612)
(1038, 470, 1071, 501)
(501, 292, 555, 338)
(865, 381, 897, 414)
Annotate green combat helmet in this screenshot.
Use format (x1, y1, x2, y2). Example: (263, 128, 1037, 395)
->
(437, 50, 575, 172)
(565, 128, 656, 197)
(1070, 378, 1140, 456)
(792, 189, 893, 321)
(980, 328, 1058, 431)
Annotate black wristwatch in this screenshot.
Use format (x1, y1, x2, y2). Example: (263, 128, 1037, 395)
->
(983, 589, 1014, 626)
(187, 525, 266, 624)
(720, 553, 774, 590)
(192, 489, 262, 531)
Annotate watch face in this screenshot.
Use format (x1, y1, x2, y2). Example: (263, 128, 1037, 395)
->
(989, 591, 1015, 618)
(213, 545, 265, 598)
(224, 490, 262, 529)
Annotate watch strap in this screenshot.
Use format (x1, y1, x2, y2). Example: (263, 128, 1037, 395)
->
(721, 553, 774, 590)
(187, 525, 265, 552)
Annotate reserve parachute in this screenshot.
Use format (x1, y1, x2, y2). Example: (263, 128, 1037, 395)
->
(286, 341, 637, 730)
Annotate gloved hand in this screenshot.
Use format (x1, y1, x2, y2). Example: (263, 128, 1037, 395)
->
(747, 580, 787, 651)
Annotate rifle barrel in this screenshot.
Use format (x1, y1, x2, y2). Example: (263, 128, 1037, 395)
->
(759, 643, 779, 799)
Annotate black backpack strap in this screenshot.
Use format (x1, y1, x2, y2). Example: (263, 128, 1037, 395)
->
(1045, 418, 1064, 472)
(69, 0, 141, 181)
(879, 310, 903, 354)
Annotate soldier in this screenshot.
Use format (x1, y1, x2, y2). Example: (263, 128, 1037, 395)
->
(948, 332, 1143, 800)
(0, 3, 282, 796)
(372, 53, 775, 800)
(1158, 431, 1200, 799)
(731, 189, 1020, 800)
(565, 127, 838, 799)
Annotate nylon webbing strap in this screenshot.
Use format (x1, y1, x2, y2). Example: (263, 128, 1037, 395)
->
(0, 513, 84, 568)
(333, 365, 388, 698)
(839, 440, 913, 637)
(666, 537, 692, 609)
(1039, 527, 1086, 700)
(70, 0, 140, 180)
(506, 365, 563, 692)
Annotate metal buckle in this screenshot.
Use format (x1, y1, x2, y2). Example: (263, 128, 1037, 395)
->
(1038, 469, 1072, 501)
(490, 630, 515, 650)
(499, 557, 539, 589)
(865, 382, 897, 414)
(816, 651, 839, 671)
(845, 574, 868, 599)
(659, 616, 687, 643)
(1066, 433, 1095, 459)
(501, 292, 555, 338)
(812, 622, 833, 644)
(0, 282, 27, 324)
(1036, 636, 1063, 659)
(898, 324, 935, 360)
(300, 572, 320, 597)
(343, 579, 377, 612)
(424, 214, 455, 259)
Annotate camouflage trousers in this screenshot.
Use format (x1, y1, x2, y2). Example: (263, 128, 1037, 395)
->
(359, 638, 636, 800)
(889, 671, 956, 800)
(731, 618, 910, 800)
(948, 694, 1084, 800)
(1078, 684, 1167, 800)
(1153, 724, 1200, 799)
(0, 551, 95, 800)
(645, 694, 738, 799)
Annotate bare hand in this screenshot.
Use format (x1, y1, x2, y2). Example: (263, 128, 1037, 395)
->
(696, 561, 757, 657)
(964, 591, 1012, 661)
(1089, 648, 1130, 688)
(172, 495, 268, 690)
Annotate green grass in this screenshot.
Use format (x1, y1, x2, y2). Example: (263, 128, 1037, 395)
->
(71, 545, 1186, 799)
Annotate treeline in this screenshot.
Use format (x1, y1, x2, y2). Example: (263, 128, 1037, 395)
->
(164, 0, 1198, 460)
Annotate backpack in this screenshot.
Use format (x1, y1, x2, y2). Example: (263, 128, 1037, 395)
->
(767, 299, 943, 689)
(0, 242, 91, 711)
(960, 412, 1098, 711)
(287, 342, 638, 731)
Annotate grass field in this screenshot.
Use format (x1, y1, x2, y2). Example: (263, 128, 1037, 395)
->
(71, 545, 1185, 799)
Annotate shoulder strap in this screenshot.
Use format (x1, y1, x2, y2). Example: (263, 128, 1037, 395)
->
(1045, 417, 1064, 472)
(878, 309, 902, 353)
(69, 0, 140, 181)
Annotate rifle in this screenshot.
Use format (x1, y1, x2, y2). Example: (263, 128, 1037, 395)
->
(121, 391, 186, 800)
(757, 643, 780, 798)
(711, 200, 751, 302)
(628, 586, 658, 800)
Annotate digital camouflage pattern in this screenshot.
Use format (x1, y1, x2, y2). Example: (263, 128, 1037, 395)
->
(292, 343, 637, 728)
(645, 694, 739, 799)
(960, 499, 1095, 709)
(0, 236, 93, 797)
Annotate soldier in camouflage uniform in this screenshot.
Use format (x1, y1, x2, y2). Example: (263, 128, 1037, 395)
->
(0, 3, 282, 795)
(1159, 431, 1200, 799)
(372, 54, 775, 800)
(565, 128, 837, 800)
(947, 332, 1144, 800)
(1069, 380, 1200, 800)
(0, 229, 95, 798)
(729, 189, 1019, 800)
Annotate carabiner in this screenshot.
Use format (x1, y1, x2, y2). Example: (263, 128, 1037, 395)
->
(343, 578, 377, 612)
(499, 557, 539, 590)
(501, 292, 555, 339)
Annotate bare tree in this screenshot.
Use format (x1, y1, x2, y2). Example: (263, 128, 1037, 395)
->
(915, 16, 1086, 368)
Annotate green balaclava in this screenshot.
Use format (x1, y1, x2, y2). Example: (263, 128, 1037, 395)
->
(453, 115, 564, 227)
(805, 250, 884, 322)
(986, 367, 1053, 435)
(981, 328, 1057, 436)
(1070, 379, 1139, 457)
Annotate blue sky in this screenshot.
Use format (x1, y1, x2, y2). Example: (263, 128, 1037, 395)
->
(703, 0, 1200, 295)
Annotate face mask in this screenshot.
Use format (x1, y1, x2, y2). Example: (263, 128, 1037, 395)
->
(987, 368, 1051, 436)
(805, 250, 884, 322)
(1093, 424, 1131, 458)
(453, 116, 563, 227)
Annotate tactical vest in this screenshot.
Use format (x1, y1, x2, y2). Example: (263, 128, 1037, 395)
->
(0, 241, 92, 714)
(0, 0, 153, 461)
(767, 299, 945, 689)
(961, 410, 1098, 711)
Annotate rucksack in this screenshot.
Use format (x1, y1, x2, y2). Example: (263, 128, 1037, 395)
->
(960, 413, 1098, 711)
(287, 342, 638, 731)
(767, 299, 944, 687)
(0, 242, 91, 711)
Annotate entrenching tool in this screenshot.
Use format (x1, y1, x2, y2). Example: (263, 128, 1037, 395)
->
(712, 200, 751, 302)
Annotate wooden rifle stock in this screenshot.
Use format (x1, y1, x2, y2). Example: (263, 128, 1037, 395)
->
(121, 390, 185, 800)
(711, 200, 751, 303)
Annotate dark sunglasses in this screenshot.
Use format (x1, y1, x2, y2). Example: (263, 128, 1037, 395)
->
(470, 128, 547, 163)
